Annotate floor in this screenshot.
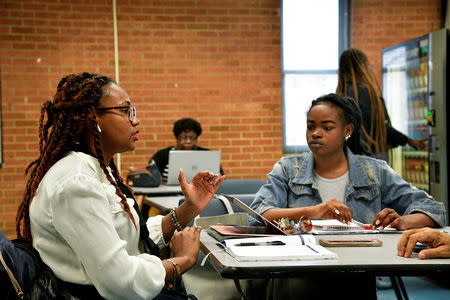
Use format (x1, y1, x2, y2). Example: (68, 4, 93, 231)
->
(182, 252, 242, 300)
(377, 276, 450, 300)
(183, 257, 450, 300)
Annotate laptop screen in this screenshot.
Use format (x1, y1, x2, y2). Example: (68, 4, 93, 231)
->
(166, 150, 221, 185)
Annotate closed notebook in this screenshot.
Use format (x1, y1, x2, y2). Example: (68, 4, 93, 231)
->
(221, 235, 338, 262)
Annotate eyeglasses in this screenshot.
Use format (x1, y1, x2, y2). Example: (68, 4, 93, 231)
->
(96, 105, 136, 122)
(178, 136, 198, 142)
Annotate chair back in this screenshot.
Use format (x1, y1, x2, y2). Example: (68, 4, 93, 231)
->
(216, 179, 265, 194)
(178, 194, 255, 217)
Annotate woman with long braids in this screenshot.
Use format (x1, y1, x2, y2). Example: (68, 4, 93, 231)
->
(247, 93, 445, 299)
(336, 48, 426, 158)
(16, 72, 224, 299)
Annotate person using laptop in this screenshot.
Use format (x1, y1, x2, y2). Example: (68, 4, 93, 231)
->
(16, 72, 225, 299)
(151, 117, 224, 184)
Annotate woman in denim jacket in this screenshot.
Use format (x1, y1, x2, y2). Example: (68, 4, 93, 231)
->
(251, 93, 446, 229)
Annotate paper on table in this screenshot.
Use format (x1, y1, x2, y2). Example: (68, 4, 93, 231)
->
(310, 219, 400, 235)
(221, 235, 338, 262)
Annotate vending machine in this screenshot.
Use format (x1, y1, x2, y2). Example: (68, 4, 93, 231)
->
(382, 28, 449, 221)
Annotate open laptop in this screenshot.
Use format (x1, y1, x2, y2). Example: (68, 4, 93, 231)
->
(166, 150, 221, 185)
(207, 194, 287, 238)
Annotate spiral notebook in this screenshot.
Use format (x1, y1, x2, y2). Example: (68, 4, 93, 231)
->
(221, 235, 338, 262)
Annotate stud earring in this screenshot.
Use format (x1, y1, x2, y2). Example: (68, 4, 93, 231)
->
(97, 124, 102, 133)
(345, 135, 351, 141)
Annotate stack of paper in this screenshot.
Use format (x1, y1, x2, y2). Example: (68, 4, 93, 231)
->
(311, 219, 399, 235)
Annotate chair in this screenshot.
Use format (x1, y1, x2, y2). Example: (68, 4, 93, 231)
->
(216, 179, 266, 195)
(179, 194, 255, 300)
(178, 194, 255, 226)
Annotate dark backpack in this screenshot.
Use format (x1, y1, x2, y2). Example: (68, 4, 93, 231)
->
(126, 159, 161, 188)
(0, 230, 77, 300)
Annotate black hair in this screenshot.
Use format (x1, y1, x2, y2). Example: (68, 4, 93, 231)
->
(308, 93, 366, 155)
(173, 118, 202, 137)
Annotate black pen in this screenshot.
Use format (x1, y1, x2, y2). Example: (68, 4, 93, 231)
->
(235, 241, 286, 246)
(306, 245, 319, 253)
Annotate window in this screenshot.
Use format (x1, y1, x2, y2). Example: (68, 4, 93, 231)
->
(282, 0, 350, 153)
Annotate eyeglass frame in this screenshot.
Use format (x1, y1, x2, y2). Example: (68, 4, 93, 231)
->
(177, 136, 198, 142)
(95, 105, 136, 122)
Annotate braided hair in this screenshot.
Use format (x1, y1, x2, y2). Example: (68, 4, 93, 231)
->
(308, 93, 367, 155)
(336, 48, 389, 154)
(16, 72, 137, 242)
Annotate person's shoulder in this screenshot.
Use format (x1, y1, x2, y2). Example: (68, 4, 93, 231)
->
(154, 146, 173, 155)
(279, 152, 310, 164)
(353, 153, 389, 169)
(43, 152, 100, 183)
(356, 83, 368, 90)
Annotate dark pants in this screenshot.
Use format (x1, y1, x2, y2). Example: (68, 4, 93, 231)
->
(243, 274, 376, 300)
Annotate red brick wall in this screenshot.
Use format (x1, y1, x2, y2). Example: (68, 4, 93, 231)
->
(0, 0, 442, 238)
(352, 0, 442, 83)
(0, 0, 282, 238)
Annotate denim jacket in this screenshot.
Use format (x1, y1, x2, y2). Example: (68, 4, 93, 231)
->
(251, 148, 446, 227)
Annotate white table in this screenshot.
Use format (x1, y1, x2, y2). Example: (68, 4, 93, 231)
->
(132, 185, 182, 195)
(144, 196, 183, 213)
(200, 228, 450, 279)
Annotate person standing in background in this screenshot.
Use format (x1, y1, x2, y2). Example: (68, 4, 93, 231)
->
(336, 48, 426, 159)
(151, 118, 224, 184)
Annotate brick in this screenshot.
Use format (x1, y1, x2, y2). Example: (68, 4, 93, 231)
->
(0, 0, 441, 239)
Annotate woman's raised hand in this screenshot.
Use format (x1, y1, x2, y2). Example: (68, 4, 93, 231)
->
(178, 169, 225, 216)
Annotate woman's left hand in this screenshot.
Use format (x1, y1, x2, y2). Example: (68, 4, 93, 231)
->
(371, 208, 408, 230)
(178, 169, 225, 215)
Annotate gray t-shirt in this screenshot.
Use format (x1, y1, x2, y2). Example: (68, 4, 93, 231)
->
(314, 171, 349, 202)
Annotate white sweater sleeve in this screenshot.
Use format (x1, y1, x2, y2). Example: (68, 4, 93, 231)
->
(51, 174, 165, 300)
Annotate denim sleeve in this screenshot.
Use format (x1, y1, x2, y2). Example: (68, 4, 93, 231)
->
(379, 161, 447, 227)
(250, 160, 290, 224)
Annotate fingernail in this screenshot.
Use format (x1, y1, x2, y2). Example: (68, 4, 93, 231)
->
(375, 220, 380, 225)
